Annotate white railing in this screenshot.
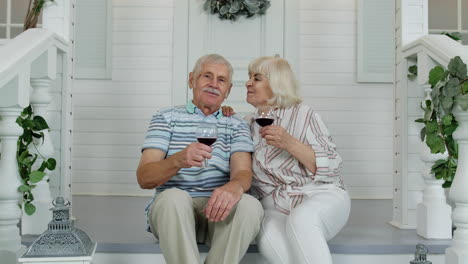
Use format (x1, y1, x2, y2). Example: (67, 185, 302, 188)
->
(0, 28, 68, 263)
(397, 35, 468, 264)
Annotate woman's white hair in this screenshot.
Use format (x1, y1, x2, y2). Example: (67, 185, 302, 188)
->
(248, 56, 301, 108)
(192, 54, 234, 83)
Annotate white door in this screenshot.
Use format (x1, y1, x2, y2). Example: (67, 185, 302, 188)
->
(173, 0, 298, 115)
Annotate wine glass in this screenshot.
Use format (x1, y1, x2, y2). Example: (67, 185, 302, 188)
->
(196, 123, 218, 168)
(254, 106, 275, 146)
(254, 106, 275, 127)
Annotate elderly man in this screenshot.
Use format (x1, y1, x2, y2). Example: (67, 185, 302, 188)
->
(137, 54, 263, 264)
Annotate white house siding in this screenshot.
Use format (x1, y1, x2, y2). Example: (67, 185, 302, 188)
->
(72, 0, 394, 199)
(72, 0, 173, 196)
(299, 0, 394, 199)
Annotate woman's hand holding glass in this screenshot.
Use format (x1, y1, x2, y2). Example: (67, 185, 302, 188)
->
(259, 125, 294, 151)
(254, 106, 275, 145)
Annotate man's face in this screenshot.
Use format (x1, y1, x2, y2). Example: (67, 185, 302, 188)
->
(189, 63, 232, 110)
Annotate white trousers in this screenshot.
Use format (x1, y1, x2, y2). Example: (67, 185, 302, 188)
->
(257, 184, 350, 264)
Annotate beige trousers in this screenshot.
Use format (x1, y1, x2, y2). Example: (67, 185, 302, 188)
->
(148, 188, 264, 264)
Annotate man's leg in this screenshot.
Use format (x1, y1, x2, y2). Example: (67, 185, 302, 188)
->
(205, 194, 264, 264)
(149, 188, 200, 264)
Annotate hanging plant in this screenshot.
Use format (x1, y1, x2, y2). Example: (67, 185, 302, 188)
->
(204, 0, 271, 21)
(24, 0, 55, 30)
(16, 105, 56, 215)
(415, 56, 468, 188)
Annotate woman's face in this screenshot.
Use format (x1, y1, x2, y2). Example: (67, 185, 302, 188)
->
(245, 72, 273, 107)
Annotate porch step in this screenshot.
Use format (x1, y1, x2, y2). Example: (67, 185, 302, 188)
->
(90, 252, 446, 264)
(22, 197, 450, 261)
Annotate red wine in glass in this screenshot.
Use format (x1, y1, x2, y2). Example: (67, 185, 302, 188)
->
(197, 137, 217, 146)
(254, 106, 275, 146)
(196, 123, 218, 167)
(255, 118, 274, 127)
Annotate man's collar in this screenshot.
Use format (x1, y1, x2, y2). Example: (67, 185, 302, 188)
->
(186, 100, 224, 119)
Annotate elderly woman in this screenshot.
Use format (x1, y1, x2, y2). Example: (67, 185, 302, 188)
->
(225, 56, 350, 264)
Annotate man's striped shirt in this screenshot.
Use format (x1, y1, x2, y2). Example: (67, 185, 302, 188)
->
(142, 101, 254, 198)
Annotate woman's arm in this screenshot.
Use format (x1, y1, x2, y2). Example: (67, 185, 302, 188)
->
(260, 126, 317, 175)
(306, 112, 342, 178)
(285, 137, 317, 175)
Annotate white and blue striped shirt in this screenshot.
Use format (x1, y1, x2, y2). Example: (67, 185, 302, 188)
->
(142, 101, 254, 231)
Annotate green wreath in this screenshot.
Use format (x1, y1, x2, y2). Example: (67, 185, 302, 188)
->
(204, 0, 271, 21)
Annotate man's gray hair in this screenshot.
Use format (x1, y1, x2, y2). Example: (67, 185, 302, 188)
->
(192, 54, 234, 83)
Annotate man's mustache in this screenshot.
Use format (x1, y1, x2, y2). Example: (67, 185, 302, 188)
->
(202, 87, 221, 96)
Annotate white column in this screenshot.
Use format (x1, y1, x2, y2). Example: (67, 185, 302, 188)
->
(417, 86, 452, 239)
(446, 105, 468, 263)
(0, 107, 27, 263)
(21, 77, 54, 235)
(417, 143, 452, 238)
(392, 0, 430, 229)
(42, 0, 71, 41)
(20, 47, 57, 235)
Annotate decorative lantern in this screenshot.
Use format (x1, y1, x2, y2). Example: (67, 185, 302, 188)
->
(18, 197, 96, 264)
(410, 244, 432, 264)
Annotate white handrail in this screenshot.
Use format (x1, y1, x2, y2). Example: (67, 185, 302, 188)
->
(398, 34, 468, 264)
(402, 34, 468, 67)
(0, 28, 68, 90)
(0, 28, 70, 264)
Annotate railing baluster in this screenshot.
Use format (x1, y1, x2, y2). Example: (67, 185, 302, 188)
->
(0, 107, 27, 262)
(417, 85, 452, 239)
(21, 47, 58, 235)
(446, 106, 468, 264)
(21, 77, 55, 235)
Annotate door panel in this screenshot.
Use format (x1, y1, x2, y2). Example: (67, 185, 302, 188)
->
(186, 0, 285, 115)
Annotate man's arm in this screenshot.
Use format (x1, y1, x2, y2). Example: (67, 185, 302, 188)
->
(204, 151, 253, 222)
(137, 143, 213, 189)
(228, 151, 253, 193)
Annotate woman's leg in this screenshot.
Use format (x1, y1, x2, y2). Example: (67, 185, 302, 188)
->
(286, 186, 351, 264)
(257, 195, 291, 264)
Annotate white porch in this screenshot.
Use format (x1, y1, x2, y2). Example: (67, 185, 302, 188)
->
(1, 0, 468, 263)
(21, 197, 449, 264)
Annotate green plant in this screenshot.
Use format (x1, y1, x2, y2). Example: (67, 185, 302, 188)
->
(408, 65, 418, 81)
(416, 56, 468, 187)
(441, 32, 463, 41)
(204, 0, 271, 21)
(16, 105, 56, 215)
(24, 0, 55, 30)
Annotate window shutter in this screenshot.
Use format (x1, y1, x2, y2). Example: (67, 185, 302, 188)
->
(357, 0, 394, 83)
(74, 0, 112, 79)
